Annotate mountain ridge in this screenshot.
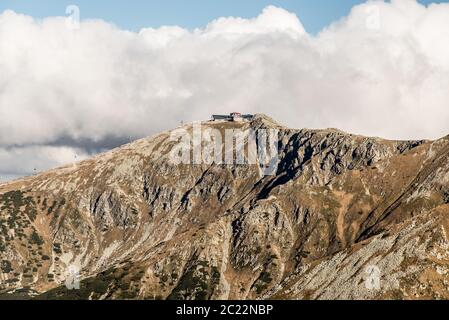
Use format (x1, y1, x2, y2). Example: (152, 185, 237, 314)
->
(1, 114, 449, 300)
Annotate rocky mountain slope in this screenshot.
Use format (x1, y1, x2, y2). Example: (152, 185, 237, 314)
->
(1, 114, 449, 300)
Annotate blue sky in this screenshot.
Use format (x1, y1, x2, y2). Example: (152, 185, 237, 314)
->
(0, 0, 447, 34)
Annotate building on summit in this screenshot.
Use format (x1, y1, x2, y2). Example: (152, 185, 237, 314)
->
(212, 113, 254, 122)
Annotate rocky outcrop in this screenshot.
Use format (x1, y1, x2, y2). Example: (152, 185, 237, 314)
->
(1, 114, 449, 300)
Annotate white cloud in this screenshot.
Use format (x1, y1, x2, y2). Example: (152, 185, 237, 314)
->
(0, 146, 88, 182)
(201, 6, 306, 37)
(1, 0, 449, 180)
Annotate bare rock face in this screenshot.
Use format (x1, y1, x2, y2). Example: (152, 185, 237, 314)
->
(1, 114, 449, 300)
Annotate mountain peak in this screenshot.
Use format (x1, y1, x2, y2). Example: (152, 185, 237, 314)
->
(1, 114, 449, 300)
(250, 113, 284, 129)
